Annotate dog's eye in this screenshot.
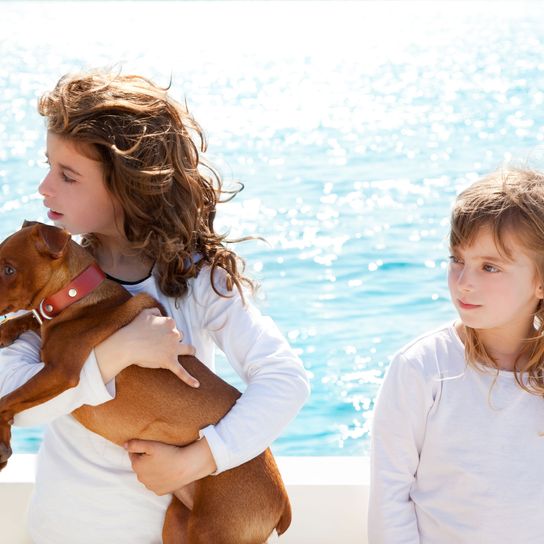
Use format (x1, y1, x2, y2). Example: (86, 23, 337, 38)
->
(3, 266, 15, 276)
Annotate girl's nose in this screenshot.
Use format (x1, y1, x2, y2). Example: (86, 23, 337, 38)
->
(38, 172, 54, 197)
(456, 268, 474, 292)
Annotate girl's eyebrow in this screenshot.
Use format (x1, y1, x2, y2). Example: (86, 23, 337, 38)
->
(478, 255, 509, 263)
(452, 248, 509, 263)
(59, 164, 82, 177)
(44, 152, 82, 177)
(480, 255, 504, 261)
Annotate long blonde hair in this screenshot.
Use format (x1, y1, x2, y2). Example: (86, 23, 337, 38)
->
(38, 70, 253, 299)
(450, 167, 544, 395)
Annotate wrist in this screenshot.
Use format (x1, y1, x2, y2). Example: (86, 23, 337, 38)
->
(178, 438, 217, 483)
(196, 437, 218, 476)
(94, 334, 130, 383)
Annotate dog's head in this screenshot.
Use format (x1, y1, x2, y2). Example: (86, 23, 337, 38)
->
(0, 221, 72, 314)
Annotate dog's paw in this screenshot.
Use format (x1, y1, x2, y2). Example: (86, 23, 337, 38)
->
(0, 319, 24, 347)
(0, 424, 12, 468)
(0, 441, 12, 467)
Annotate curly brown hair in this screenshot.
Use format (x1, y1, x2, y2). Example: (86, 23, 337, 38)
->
(450, 167, 544, 395)
(38, 70, 254, 299)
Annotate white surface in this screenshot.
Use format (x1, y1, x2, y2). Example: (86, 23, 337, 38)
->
(0, 454, 369, 544)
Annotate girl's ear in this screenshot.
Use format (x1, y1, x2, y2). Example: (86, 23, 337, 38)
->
(537, 284, 544, 299)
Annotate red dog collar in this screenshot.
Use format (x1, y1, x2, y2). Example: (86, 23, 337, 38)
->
(32, 263, 106, 325)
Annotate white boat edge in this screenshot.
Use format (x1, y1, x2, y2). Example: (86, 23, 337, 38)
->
(0, 454, 370, 543)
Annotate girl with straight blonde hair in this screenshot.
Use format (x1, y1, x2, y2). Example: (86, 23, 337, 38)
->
(369, 167, 544, 543)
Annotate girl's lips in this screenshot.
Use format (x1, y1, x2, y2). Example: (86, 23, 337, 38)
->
(47, 210, 64, 221)
(458, 300, 481, 310)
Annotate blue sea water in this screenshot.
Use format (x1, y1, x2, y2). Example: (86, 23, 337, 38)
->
(1, 1, 544, 456)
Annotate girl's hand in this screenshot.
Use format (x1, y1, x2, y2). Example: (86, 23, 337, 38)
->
(95, 308, 199, 387)
(124, 437, 217, 496)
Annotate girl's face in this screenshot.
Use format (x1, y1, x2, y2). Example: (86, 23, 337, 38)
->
(448, 226, 543, 333)
(38, 132, 123, 237)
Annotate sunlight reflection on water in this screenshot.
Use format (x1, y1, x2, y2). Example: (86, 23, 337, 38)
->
(2, 1, 544, 455)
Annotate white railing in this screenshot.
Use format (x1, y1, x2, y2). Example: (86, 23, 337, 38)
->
(0, 455, 369, 544)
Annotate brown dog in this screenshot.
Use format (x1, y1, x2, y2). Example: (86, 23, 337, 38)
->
(0, 221, 291, 543)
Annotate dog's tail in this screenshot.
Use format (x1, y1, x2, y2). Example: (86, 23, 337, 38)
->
(275, 500, 292, 536)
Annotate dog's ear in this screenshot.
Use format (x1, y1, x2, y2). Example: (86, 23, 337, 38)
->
(31, 223, 71, 260)
(22, 220, 39, 229)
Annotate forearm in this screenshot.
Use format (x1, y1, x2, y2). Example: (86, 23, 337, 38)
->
(193, 266, 310, 472)
(94, 308, 198, 387)
(201, 372, 309, 473)
(209, 329, 309, 472)
(368, 496, 420, 544)
(369, 438, 421, 543)
(368, 353, 433, 544)
(0, 333, 115, 426)
(174, 438, 217, 483)
(369, 424, 422, 542)
(94, 333, 130, 383)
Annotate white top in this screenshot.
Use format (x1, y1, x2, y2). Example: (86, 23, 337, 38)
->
(368, 323, 544, 544)
(0, 267, 309, 544)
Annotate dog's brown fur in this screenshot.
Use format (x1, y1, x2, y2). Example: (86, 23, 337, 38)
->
(0, 221, 291, 544)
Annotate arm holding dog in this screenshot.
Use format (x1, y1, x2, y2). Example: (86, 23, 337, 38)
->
(0, 223, 197, 427)
(0, 333, 114, 426)
(126, 436, 217, 495)
(128, 267, 310, 490)
(195, 268, 310, 474)
(94, 307, 198, 386)
(0, 309, 196, 427)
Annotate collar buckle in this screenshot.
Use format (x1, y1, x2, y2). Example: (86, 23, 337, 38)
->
(32, 300, 55, 325)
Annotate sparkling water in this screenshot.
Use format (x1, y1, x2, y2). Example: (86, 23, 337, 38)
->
(1, 1, 543, 455)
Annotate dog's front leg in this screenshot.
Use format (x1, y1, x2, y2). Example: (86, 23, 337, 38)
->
(0, 313, 40, 347)
(0, 423, 11, 469)
(0, 362, 81, 469)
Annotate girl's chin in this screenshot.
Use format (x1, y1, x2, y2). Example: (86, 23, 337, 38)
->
(50, 219, 78, 235)
(52, 219, 68, 230)
(456, 315, 485, 330)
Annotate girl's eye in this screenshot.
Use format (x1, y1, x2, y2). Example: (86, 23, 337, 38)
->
(62, 173, 76, 184)
(483, 264, 500, 273)
(42, 157, 75, 183)
(4, 265, 15, 276)
(449, 255, 463, 265)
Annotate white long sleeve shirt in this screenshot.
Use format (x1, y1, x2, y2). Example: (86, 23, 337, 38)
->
(0, 266, 309, 544)
(369, 322, 544, 544)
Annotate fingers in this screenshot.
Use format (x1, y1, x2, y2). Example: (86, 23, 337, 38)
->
(174, 342, 198, 386)
(128, 452, 140, 466)
(153, 314, 182, 341)
(139, 308, 162, 321)
(124, 439, 153, 455)
(170, 360, 200, 388)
